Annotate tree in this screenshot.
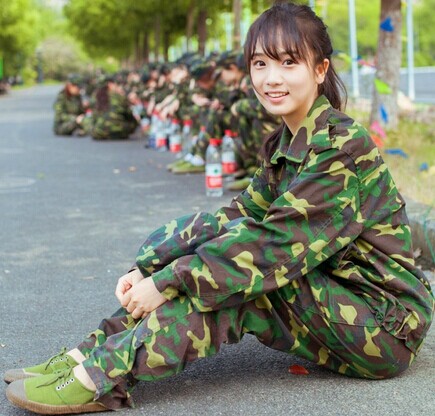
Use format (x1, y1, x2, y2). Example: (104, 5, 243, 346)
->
(0, 0, 41, 77)
(233, 0, 242, 50)
(369, 0, 402, 129)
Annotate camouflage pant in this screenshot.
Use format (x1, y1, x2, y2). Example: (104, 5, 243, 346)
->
(91, 117, 138, 140)
(53, 116, 79, 136)
(77, 213, 414, 410)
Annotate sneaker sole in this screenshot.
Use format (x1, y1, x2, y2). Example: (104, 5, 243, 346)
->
(6, 381, 107, 414)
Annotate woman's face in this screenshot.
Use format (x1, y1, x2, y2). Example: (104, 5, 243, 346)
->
(250, 42, 328, 132)
(67, 83, 80, 96)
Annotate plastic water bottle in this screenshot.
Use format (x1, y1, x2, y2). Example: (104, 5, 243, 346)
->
(147, 111, 160, 149)
(221, 129, 238, 178)
(181, 119, 193, 156)
(169, 119, 182, 153)
(205, 138, 223, 197)
(156, 116, 168, 151)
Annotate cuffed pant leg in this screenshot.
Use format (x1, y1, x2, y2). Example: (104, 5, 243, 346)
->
(81, 295, 282, 410)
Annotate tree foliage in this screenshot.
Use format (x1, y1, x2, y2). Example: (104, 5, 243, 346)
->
(0, 0, 42, 76)
(64, 0, 229, 62)
(414, 0, 435, 66)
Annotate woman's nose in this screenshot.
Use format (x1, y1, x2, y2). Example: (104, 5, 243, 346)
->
(265, 65, 284, 86)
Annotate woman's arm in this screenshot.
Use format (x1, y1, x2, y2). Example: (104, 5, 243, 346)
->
(152, 148, 362, 311)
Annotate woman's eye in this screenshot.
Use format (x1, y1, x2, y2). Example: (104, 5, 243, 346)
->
(283, 59, 294, 66)
(252, 60, 265, 68)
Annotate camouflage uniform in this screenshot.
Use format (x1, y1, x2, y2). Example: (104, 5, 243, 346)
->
(91, 92, 138, 140)
(53, 89, 85, 135)
(76, 95, 433, 409)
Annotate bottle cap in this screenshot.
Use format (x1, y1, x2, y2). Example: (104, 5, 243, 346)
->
(209, 138, 221, 146)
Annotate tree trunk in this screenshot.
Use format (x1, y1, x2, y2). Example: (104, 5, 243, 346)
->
(163, 31, 170, 62)
(197, 8, 207, 57)
(135, 31, 141, 69)
(154, 15, 161, 62)
(369, 0, 402, 130)
(142, 31, 149, 65)
(185, 0, 195, 52)
(232, 0, 242, 50)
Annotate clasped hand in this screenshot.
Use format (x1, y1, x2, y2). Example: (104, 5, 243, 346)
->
(115, 268, 167, 319)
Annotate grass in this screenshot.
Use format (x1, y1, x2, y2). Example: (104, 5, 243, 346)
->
(347, 106, 435, 207)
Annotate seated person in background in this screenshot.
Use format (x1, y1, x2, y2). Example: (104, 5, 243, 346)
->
(90, 76, 139, 141)
(53, 75, 86, 136)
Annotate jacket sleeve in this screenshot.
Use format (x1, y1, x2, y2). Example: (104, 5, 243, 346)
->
(135, 166, 273, 294)
(152, 148, 363, 311)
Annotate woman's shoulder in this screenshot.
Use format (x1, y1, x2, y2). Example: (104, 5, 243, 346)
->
(324, 107, 377, 159)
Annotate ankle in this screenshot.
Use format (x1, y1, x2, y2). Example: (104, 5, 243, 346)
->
(73, 365, 96, 392)
(67, 348, 86, 364)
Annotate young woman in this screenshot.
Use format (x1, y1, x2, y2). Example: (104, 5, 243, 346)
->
(5, 2, 433, 414)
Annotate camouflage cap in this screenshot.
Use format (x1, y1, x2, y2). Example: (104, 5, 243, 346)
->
(176, 52, 200, 66)
(216, 50, 245, 70)
(189, 58, 215, 80)
(67, 73, 82, 86)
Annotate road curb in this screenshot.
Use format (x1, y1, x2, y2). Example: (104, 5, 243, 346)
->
(406, 198, 434, 266)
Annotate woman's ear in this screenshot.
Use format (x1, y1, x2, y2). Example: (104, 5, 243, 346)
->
(315, 58, 330, 84)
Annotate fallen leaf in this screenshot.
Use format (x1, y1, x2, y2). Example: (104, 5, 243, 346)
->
(413, 248, 422, 259)
(288, 364, 309, 375)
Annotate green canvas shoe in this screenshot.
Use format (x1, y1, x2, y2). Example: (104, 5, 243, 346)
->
(6, 368, 106, 414)
(3, 348, 78, 384)
(172, 162, 205, 174)
(166, 159, 189, 171)
(226, 177, 252, 191)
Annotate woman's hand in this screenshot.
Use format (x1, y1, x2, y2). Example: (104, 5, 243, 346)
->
(121, 277, 167, 319)
(115, 268, 144, 304)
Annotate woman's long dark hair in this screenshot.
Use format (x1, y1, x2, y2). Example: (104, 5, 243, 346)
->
(244, 2, 347, 161)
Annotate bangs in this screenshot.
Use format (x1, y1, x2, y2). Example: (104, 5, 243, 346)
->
(245, 8, 309, 66)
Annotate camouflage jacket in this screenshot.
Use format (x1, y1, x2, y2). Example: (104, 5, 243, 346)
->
(138, 95, 434, 354)
(53, 90, 84, 123)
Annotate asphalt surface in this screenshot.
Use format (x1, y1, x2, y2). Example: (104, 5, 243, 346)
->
(0, 85, 434, 416)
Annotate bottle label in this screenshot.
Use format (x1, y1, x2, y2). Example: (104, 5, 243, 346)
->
(169, 134, 182, 152)
(206, 164, 223, 189)
(222, 150, 237, 174)
(156, 136, 167, 148)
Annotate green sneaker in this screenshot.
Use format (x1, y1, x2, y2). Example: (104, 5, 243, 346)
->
(6, 368, 106, 414)
(166, 159, 189, 171)
(226, 177, 252, 191)
(172, 162, 205, 174)
(3, 347, 78, 384)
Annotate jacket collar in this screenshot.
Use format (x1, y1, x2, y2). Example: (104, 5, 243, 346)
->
(270, 95, 332, 165)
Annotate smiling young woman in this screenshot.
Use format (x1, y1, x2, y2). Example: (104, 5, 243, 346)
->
(4, 2, 434, 415)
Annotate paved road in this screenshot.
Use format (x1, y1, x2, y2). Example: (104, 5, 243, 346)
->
(0, 85, 434, 416)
